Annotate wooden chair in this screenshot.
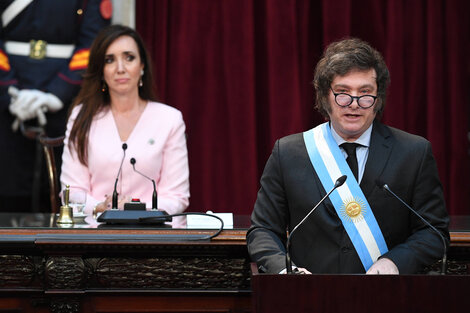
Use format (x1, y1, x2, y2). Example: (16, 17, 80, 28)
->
(38, 134, 65, 214)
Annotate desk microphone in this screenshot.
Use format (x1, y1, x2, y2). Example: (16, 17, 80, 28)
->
(112, 143, 128, 210)
(376, 180, 447, 275)
(130, 158, 158, 210)
(286, 175, 347, 274)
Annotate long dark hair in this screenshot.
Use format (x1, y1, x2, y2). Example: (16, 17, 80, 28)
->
(68, 25, 156, 165)
(313, 38, 390, 119)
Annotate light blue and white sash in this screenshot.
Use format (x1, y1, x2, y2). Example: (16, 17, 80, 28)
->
(303, 122, 388, 271)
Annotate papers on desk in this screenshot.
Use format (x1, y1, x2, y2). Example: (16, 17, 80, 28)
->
(186, 211, 233, 229)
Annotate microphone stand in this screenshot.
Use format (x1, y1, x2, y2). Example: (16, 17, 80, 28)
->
(286, 175, 347, 274)
(380, 182, 447, 275)
(112, 143, 128, 210)
(130, 158, 158, 210)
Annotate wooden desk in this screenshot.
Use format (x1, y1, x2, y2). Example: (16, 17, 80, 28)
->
(0, 213, 251, 313)
(0, 214, 469, 313)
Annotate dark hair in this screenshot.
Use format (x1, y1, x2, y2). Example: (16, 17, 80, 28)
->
(313, 38, 390, 119)
(68, 25, 156, 165)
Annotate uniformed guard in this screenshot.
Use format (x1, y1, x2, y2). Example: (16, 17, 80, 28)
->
(0, 0, 111, 212)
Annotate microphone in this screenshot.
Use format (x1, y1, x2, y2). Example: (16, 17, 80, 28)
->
(112, 143, 128, 210)
(376, 180, 447, 275)
(130, 158, 158, 210)
(286, 175, 347, 274)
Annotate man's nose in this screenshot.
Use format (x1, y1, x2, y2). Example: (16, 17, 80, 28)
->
(349, 97, 360, 108)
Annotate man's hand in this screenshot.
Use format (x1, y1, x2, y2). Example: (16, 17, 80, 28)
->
(280, 267, 312, 274)
(8, 88, 63, 130)
(8, 86, 19, 102)
(293, 267, 312, 274)
(366, 257, 399, 275)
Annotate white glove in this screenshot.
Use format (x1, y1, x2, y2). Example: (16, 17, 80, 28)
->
(8, 86, 19, 102)
(8, 86, 24, 131)
(9, 88, 63, 129)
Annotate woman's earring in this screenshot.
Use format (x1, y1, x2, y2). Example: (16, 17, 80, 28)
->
(101, 81, 107, 92)
(139, 69, 144, 87)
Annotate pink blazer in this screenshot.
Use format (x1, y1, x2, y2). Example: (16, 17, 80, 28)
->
(60, 101, 190, 215)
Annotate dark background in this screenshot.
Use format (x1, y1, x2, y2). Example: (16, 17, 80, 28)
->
(135, 0, 469, 216)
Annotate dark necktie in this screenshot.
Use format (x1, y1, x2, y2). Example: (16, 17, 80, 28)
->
(341, 143, 361, 181)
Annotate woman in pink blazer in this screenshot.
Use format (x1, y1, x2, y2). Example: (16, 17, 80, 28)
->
(60, 25, 189, 218)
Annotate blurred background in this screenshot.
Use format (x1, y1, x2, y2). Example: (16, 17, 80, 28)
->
(130, 0, 469, 216)
(3, 0, 467, 216)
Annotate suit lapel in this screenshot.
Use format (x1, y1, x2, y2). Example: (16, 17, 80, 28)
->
(360, 121, 393, 197)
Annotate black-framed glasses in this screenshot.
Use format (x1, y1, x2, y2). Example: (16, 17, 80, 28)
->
(330, 87, 378, 109)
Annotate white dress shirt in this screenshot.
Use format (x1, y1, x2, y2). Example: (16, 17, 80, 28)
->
(330, 123, 373, 183)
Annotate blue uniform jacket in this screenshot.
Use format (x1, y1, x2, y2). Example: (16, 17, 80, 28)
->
(0, 0, 110, 196)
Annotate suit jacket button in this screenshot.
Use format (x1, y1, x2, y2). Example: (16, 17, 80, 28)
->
(341, 247, 350, 253)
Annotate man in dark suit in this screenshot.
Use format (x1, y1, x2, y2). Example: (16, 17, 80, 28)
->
(246, 38, 449, 274)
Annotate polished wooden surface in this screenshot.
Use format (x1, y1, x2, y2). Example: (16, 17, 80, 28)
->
(1, 214, 467, 239)
(449, 215, 470, 246)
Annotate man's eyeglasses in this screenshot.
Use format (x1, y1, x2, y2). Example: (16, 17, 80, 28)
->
(330, 87, 378, 109)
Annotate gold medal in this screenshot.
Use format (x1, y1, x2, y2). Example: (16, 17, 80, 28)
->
(340, 197, 366, 223)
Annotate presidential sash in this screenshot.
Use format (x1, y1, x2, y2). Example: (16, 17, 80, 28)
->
(303, 122, 388, 270)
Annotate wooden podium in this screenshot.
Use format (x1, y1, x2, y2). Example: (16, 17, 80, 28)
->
(251, 263, 470, 313)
